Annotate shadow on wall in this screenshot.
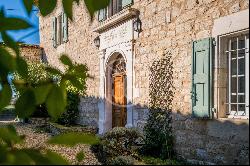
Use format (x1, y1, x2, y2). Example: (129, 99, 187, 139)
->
(41, 46, 249, 165)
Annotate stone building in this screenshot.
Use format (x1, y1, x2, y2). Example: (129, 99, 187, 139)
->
(0, 44, 43, 120)
(39, 0, 249, 164)
(19, 44, 44, 62)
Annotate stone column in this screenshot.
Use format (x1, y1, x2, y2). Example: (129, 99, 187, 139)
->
(125, 44, 134, 128)
(98, 49, 106, 134)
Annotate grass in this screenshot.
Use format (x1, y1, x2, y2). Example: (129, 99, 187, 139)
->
(141, 156, 187, 165)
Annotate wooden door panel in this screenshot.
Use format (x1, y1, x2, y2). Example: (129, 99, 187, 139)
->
(112, 75, 126, 127)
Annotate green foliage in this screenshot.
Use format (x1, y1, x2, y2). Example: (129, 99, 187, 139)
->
(0, 0, 109, 164)
(141, 108, 174, 160)
(0, 84, 12, 110)
(92, 127, 141, 164)
(57, 92, 80, 126)
(142, 156, 185, 165)
(0, 125, 69, 165)
(84, 0, 110, 19)
(13, 62, 53, 85)
(23, 0, 34, 15)
(109, 156, 135, 165)
(76, 151, 85, 162)
(38, 0, 57, 17)
(48, 132, 99, 147)
(62, 0, 80, 20)
(15, 88, 36, 118)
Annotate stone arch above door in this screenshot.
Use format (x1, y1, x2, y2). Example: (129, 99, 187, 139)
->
(98, 46, 134, 134)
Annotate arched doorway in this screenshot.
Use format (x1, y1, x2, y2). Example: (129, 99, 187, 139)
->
(106, 53, 127, 128)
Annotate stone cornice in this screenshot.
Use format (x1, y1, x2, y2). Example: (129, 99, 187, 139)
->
(93, 8, 139, 33)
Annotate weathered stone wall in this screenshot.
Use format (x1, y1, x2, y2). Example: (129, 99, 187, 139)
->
(39, 0, 249, 164)
(39, 1, 100, 127)
(20, 45, 43, 62)
(131, 0, 249, 164)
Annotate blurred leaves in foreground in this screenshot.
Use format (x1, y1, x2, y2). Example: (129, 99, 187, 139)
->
(0, 0, 108, 164)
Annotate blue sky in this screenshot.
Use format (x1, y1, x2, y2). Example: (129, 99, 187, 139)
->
(0, 0, 40, 45)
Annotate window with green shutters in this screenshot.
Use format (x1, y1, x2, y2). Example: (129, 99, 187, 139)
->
(52, 12, 68, 48)
(98, 8, 107, 21)
(52, 17, 57, 48)
(191, 38, 213, 118)
(98, 0, 133, 22)
(62, 13, 68, 43)
(122, 0, 133, 8)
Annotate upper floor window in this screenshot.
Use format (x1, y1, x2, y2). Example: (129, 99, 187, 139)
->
(52, 13, 68, 48)
(98, 0, 133, 21)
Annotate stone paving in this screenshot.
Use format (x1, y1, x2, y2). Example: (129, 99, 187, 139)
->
(0, 122, 100, 165)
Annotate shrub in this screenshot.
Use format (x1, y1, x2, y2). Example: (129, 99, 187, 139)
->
(32, 104, 49, 118)
(109, 156, 135, 165)
(56, 92, 80, 126)
(13, 62, 84, 123)
(141, 108, 174, 159)
(142, 156, 185, 165)
(13, 62, 53, 118)
(91, 127, 142, 164)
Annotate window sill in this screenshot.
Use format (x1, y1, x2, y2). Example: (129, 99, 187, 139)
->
(218, 116, 249, 122)
(93, 7, 139, 33)
(226, 115, 249, 120)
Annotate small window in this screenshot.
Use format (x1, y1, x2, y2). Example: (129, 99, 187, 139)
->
(57, 14, 63, 45)
(52, 13, 68, 48)
(226, 32, 249, 118)
(98, 0, 133, 22)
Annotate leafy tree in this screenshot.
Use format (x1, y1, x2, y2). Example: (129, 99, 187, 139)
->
(0, 0, 110, 164)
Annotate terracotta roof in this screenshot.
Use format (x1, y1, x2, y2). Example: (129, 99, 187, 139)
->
(0, 42, 43, 49)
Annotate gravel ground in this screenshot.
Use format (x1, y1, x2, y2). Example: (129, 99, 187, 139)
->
(0, 122, 101, 165)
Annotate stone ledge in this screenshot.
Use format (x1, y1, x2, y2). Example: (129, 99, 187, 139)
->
(93, 8, 139, 33)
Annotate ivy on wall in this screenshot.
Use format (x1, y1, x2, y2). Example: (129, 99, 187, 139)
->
(143, 51, 175, 159)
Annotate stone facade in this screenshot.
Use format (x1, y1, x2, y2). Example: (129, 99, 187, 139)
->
(39, 0, 249, 164)
(20, 44, 43, 62)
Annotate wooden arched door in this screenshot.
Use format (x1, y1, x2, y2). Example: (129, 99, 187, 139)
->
(112, 74, 127, 127)
(111, 54, 127, 128)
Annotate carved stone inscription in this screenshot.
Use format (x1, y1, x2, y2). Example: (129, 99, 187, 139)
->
(100, 20, 133, 49)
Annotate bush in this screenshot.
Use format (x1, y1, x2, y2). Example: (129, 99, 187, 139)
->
(32, 104, 49, 118)
(109, 156, 135, 165)
(142, 156, 185, 165)
(13, 62, 84, 123)
(91, 127, 142, 164)
(141, 108, 174, 159)
(56, 92, 80, 126)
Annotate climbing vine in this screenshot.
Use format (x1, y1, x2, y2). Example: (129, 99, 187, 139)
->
(143, 51, 175, 159)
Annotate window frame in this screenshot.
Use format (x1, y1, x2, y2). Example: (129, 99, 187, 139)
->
(53, 12, 68, 47)
(98, 0, 133, 22)
(218, 30, 249, 119)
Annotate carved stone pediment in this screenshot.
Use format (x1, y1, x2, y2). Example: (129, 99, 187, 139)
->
(93, 8, 139, 33)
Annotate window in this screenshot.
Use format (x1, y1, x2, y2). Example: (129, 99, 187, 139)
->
(57, 14, 63, 45)
(98, 0, 133, 21)
(226, 32, 249, 118)
(52, 13, 68, 48)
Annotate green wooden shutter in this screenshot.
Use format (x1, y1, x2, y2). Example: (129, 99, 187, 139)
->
(192, 38, 213, 118)
(62, 13, 68, 42)
(98, 8, 107, 21)
(122, 0, 133, 8)
(52, 17, 57, 48)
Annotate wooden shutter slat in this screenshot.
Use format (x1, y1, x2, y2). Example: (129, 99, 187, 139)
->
(62, 13, 68, 42)
(52, 17, 57, 48)
(98, 8, 107, 21)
